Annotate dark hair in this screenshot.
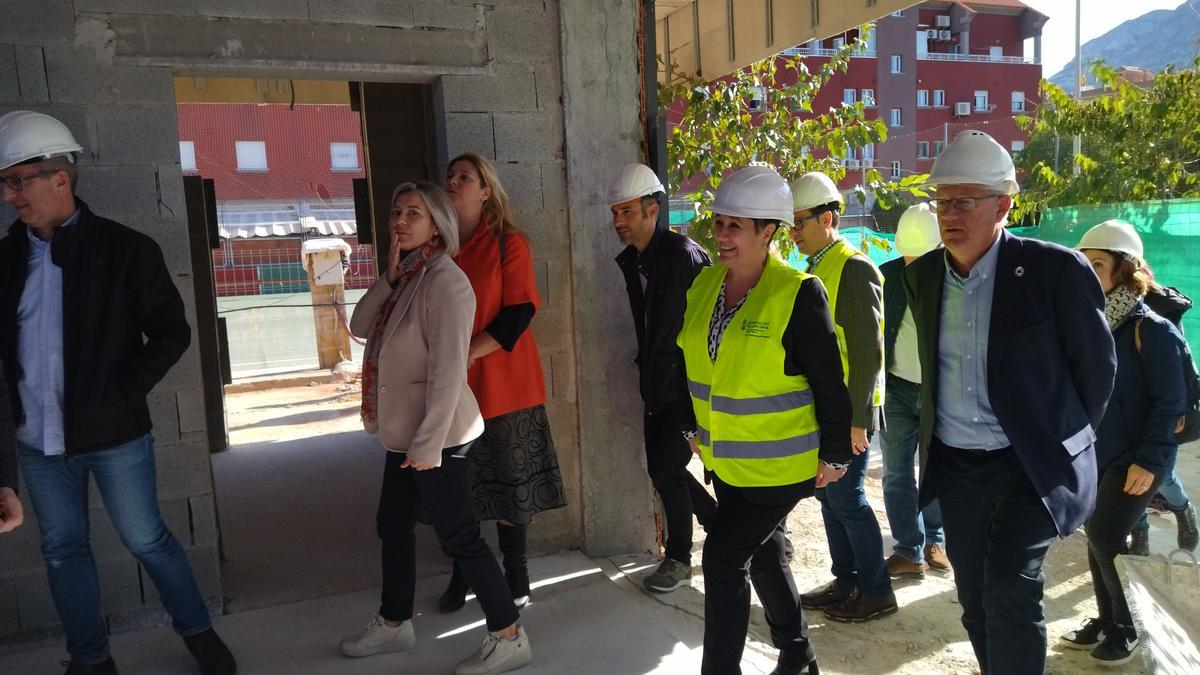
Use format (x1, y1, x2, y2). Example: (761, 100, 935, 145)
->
(752, 218, 782, 237)
(638, 191, 663, 214)
(1110, 253, 1151, 296)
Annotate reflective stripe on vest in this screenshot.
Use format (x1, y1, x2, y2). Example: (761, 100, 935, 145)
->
(678, 256, 822, 488)
(809, 238, 885, 408)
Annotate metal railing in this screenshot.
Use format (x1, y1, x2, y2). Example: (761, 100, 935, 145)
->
(919, 52, 1038, 65)
(780, 46, 877, 58)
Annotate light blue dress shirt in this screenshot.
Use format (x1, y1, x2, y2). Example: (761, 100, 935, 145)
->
(15, 210, 79, 455)
(935, 232, 1011, 450)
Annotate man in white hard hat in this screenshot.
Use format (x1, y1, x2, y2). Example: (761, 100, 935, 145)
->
(0, 111, 237, 675)
(788, 171, 895, 623)
(608, 162, 717, 594)
(902, 130, 1116, 674)
(878, 203, 947, 580)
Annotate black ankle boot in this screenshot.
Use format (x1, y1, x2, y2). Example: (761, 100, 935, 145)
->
(498, 523, 531, 607)
(1174, 501, 1199, 551)
(439, 561, 470, 614)
(1128, 527, 1150, 556)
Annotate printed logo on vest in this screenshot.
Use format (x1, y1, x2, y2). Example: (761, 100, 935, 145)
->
(741, 319, 771, 338)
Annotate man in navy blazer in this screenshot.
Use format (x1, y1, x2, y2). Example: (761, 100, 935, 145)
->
(902, 131, 1116, 674)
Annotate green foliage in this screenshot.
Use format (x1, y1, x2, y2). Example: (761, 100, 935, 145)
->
(658, 27, 928, 255)
(1014, 57, 1200, 223)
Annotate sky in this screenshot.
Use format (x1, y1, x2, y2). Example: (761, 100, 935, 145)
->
(1021, 0, 1192, 75)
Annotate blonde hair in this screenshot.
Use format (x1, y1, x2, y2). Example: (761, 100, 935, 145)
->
(390, 181, 462, 256)
(447, 152, 522, 238)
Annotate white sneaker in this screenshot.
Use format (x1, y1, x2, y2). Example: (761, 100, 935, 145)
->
(339, 614, 415, 657)
(454, 625, 533, 675)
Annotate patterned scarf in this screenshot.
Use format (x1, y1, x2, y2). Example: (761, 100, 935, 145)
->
(1104, 284, 1141, 332)
(361, 240, 442, 428)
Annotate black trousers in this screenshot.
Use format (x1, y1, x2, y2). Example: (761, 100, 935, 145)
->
(1086, 462, 1163, 627)
(701, 475, 812, 675)
(929, 439, 1059, 675)
(377, 446, 519, 632)
(645, 402, 717, 564)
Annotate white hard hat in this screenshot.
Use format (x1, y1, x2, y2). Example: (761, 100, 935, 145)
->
(710, 165, 794, 226)
(1077, 219, 1144, 263)
(0, 110, 83, 171)
(895, 203, 941, 257)
(607, 163, 664, 206)
(926, 130, 1019, 195)
(790, 171, 844, 213)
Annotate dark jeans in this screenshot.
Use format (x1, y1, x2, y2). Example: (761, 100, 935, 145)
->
(701, 475, 812, 675)
(645, 402, 717, 565)
(1087, 463, 1163, 626)
(930, 439, 1058, 675)
(880, 375, 944, 563)
(814, 442, 892, 597)
(17, 435, 211, 664)
(377, 445, 518, 632)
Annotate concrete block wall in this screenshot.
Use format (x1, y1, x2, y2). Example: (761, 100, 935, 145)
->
(0, 0, 656, 646)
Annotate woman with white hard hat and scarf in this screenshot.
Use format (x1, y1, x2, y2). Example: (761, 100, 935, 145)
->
(1061, 219, 1189, 666)
(677, 164, 851, 675)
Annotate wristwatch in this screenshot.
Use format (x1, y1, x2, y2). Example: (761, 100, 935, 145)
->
(682, 430, 698, 441)
(820, 460, 849, 471)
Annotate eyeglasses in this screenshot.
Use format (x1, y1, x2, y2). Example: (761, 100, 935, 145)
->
(929, 194, 1005, 214)
(2, 170, 57, 192)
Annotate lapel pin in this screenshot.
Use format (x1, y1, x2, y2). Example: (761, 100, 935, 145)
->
(1014, 266, 1025, 277)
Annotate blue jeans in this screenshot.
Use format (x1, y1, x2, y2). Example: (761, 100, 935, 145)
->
(815, 441, 892, 598)
(1134, 469, 1191, 530)
(880, 375, 944, 563)
(18, 434, 211, 664)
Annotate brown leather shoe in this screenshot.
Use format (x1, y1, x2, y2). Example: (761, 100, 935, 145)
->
(823, 591, 899, 623)
(886, 553, 927, 578)
(924, 544, 951, 572)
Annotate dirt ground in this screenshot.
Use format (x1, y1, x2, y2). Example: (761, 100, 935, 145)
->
(224, 378, 1198, 674)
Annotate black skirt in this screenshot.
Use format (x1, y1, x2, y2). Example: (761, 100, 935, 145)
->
(468, 404, 568, 524)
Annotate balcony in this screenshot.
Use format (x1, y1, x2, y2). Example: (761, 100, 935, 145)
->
(918, 52, 1038, 65)
(780, 45, 877, 58)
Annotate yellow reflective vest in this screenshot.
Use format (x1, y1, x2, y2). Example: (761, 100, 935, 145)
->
(678, 256, 821, 488)
(808, 238, 884, 408)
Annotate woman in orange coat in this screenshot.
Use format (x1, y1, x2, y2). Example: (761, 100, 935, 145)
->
(438, 152, 568, 612)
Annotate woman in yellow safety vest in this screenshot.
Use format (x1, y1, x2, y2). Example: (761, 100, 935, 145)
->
(678, 165, 853, 675)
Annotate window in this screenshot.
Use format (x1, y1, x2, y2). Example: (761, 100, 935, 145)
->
(235, 141, 268, 172)
(330, 142, 359, 171)
(1011, 140, 1026, 152)
(917, 141, 930, 159)
(934, 140, 946, 156)
(891, 161, 901, 179)
(889, 108, 902, 127)
(861, 88, 875, 107)
(917, 89, 929, 107)
(842, 147, 858, 167)
(862, 144, 875, 166)
(890, 54, 903, 73)
(933, 89, 946, 107)
(748, 86, 766, 111)
(974, 90, 989, 112)
(989, 45, 1004, 61)
(843, 88, 856, 105)
(1011, 91, 1026, 113)
(179, 141, 197, 173)
(832, 37, 845, 50)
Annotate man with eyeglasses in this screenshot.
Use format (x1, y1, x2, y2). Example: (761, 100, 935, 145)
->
(0, 111, 236, 675)
(902, 130, 1116, 674)
(787, 171, 895, 623)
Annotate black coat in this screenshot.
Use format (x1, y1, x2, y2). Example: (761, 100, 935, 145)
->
(903, 230, 1117, 536)
(0, 199, 191, 454)
(616, 227, 710, 414)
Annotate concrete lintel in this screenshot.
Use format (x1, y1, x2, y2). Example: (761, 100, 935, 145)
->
(106, 15, 488, 76)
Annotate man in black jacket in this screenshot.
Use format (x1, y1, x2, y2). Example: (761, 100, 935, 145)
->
(0, 110, 235, 675)
(608, 163, 717, 594)
(0, 358, 19, 534)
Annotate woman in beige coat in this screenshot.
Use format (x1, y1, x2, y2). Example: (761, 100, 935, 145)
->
(340, 181, 532, 675)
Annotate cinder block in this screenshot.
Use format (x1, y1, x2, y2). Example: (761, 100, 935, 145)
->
(195, 0, 309, 20)
(188, 494, 218, 548)
(495, 162, 543, 211)
(154, 439, 216, 500)
(487, 7, 557, 61)
(156, 163, 186, 220)
(0, 1, 72, 46)
(74, 0, 196, 13)
(14, 571, 61, 629)
(441, 62, 538, 113)
(157, 349, 204, 398)
(514, 207, 567, 253)
(540, 160, 567, 212)
(15, 45, 49, 103)
(175, 387, 206, 436)
(158, 497, 192, 547)
(97, 557, 144, 612)
(533, 57, 562, 110)
(493, 112, 562, 161)
(97, 104, 180, 165)
(413, 1, 483, 30)
(149, 389, 181, 444)
(444, 112, 495, 160)
(144, 546, 220, 606)
(44, 46, 176, 106)
(0, 44, 20, 102)
(76, 165, 159, 221)
(309, 0, 415, 27)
